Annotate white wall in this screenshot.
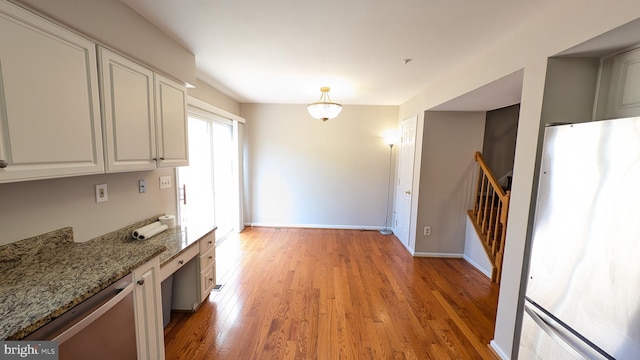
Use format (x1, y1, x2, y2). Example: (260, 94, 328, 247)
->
(16, 0, 196, 85)
(399, 0, 640, 358)
(0, 169, 176, 244)
(463, 216, 493, 279)
(415, 111, 486, 255)
(241, 104, 398, 229)
(188, 79, 240, 116)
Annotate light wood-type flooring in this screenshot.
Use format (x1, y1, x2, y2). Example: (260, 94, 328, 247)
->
(164, 227, 499, 359)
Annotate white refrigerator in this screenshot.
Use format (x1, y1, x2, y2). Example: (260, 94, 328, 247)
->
(519, 117, 640, 359)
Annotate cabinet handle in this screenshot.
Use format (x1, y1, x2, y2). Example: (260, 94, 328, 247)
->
(0, 160, 7, 168)
(152, 158, 157, 161)
(178, 260, 184, 265)
(208, 241, 213, 245)
(208, 256, 213, 260)
(160, 157, 165, 160)
(137, 279, 145, 285)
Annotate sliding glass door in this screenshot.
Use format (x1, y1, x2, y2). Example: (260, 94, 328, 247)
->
(178, 110, 236, 242)
(211, 120, 234, 239)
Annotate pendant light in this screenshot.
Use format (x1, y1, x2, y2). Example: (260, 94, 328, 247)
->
(307, 87, 342, 121)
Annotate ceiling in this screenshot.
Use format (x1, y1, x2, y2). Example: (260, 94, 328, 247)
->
(121, 0, 560, 106)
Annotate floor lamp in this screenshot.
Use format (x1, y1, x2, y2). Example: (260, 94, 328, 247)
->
(380, 138, 396, 235)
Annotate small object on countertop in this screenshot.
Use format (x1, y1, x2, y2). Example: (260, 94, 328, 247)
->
(132, 221, 162, 239)
(137, 224, 169, 240)
(158, 215, 176, 229)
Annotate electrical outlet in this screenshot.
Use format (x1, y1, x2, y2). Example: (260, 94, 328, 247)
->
(139, 179, 146, 193)
(95, 184, 108, 203)
(424, 226, 431, 236)
(159, 176, 172, 189)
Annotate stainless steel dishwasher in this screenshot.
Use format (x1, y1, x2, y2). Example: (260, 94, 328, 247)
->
(24, 274, 137, 359)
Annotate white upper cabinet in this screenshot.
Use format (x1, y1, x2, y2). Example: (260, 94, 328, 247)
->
(604, 47, 640, 119)
(155, 74, 188, 168)
(99, 48, 156, 172)
(99, 48, 188, 172)
(0, 2, 104, 183)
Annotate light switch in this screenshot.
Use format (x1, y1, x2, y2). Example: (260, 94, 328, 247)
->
(159, 176, 172, 189)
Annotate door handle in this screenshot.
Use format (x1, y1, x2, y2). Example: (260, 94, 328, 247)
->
(524, 299, 613, 360)
(180, 184, 187, 205)
(53, 283, 134, 344)
(405, 190, 411, 195)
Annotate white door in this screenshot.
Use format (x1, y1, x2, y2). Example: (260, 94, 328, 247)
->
(394, 116, 417, 251)
(605, 47, 640, 119)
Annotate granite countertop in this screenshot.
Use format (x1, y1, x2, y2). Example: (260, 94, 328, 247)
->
(114, 222, 215, 267)
(0, 216, 216, 340)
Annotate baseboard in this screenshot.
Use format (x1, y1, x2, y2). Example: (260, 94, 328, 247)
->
(463, 255, 492, 279)
(404, 243, 415, 256)
(247, 222, 383, 231)
(389, 234, 415, 255)
(413, 252, 464, 258)
(489, 340, 510, 360)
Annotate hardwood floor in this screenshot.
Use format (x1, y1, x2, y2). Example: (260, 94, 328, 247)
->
(164, 228, 499, 359)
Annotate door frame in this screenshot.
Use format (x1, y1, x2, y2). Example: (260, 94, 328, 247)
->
(393, 115, 418, 253)
(176, 96, 246, 235)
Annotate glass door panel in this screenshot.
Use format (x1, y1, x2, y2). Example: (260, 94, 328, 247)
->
(211, 121, 234, 242)
(178, 116, 215, 233)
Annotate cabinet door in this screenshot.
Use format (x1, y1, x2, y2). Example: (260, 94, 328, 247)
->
(605, 47, 640, 119)
(155, 74, 188, 168)
(198, 231, 216, 302)
(200, 265, 216, 302)
(99, 48, 156, 172)
(133, 257, 165, 360)
(0, 2, 104, 183)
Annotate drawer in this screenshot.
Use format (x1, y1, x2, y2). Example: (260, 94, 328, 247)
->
(199, 246, 215, 270)
(160, 244, 199, 281)
(199, 230, 216, 253)
(200, 265, 216, 301)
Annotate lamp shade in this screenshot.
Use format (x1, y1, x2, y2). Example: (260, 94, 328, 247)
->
(307, 87, 342, 121)
(383, 130, 399, 146)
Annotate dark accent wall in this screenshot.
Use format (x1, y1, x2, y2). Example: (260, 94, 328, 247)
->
(481, 104, 520, 188)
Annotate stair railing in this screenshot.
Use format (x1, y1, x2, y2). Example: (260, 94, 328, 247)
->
(467, 151, 510, 284)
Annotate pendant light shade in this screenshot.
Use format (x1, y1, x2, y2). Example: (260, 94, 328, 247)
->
(307, 87, 342, 121)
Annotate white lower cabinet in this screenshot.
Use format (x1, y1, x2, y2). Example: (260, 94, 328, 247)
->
(0, 1, 104, 183)
(164, 244, 200, 311)
(166, 229, 217, 314)
(133, 257, 166, 360)
(199, 231, 217, 302)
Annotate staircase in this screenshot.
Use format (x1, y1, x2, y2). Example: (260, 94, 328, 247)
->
(467, 151, 510, 284)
